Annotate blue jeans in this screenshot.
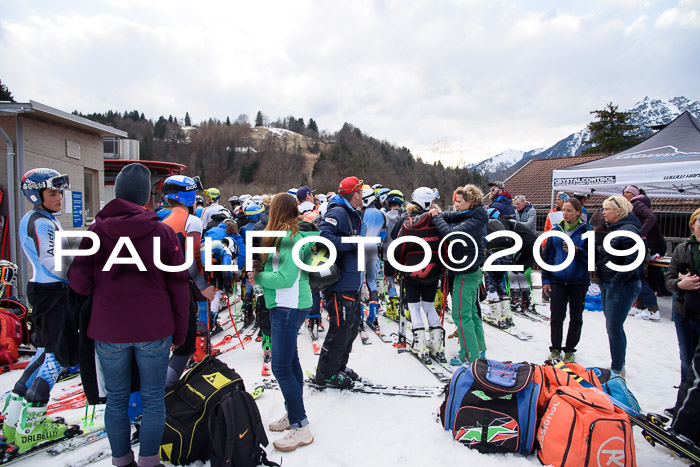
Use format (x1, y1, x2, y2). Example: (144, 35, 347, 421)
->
(600, 280, 641, 372)
(270, 307, 310, 428)
(95, 337, 172, 459)
(673, 305, 700, 385)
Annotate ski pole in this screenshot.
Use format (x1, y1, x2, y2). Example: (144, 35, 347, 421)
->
(440, 271, 448, 326)
(227, 291, 245, 349)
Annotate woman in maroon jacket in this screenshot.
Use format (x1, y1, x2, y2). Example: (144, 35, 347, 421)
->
(69, 163, 189, 467)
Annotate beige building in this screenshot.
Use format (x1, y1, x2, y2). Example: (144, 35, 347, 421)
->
(0, 100, 127, 296)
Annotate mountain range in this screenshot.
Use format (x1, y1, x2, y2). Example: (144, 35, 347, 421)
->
(470, 96, 700, 179)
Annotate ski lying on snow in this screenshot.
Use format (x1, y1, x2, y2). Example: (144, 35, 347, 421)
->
(366, 320, 393, 343)
(511, 308, 546, 323)
(0, 424, 89, 465)
(482, 319, 533, 341)
(258, 378, 444, 398)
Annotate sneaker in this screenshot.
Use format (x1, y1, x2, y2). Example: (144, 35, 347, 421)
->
(648, 311, 661, 322)
(269, 413, 291, 432)
(323, 372, 353, 389)
(342, 367, 360, 382)
(563, 352, 575, 363)
(273, 425, 314, 452)
(450, 356, 464, 366)
(637, 309, 652, 320)
(549, 349, 562, 361)
(628, 307, 642, 316)
(611, 366, 626, 378)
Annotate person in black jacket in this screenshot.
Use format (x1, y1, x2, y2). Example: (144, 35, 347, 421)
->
(666, 207, 700, 431)
(432, 185, 488, 366)
(596, 195, 643, 377)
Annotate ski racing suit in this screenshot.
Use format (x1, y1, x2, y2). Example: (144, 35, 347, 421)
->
(361, 205, 385, 325)
(14, 207, 70, 402)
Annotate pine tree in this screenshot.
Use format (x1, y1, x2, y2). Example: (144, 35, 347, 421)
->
(582, 102, 642, 154)
(255, 111, 264, 127)
(307, 118, 318, 133)
(185, 112, 191, 126)
(0, 80, 15, 102)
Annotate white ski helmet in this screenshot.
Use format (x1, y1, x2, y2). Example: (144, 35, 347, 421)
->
(361, 188, 376, 208)
(411, 187, 439, 210)
(251, 194, 263, 205)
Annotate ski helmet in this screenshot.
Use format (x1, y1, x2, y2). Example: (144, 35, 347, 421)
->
(205, 188, 221, 201)
(376, 188, 390, 204)
(251, 195, 263, 206)
(162, 175, 199, 207)
(244, 203, 264, 221)
(385, 189, 404, 207)
(411, 187, 439, 210)
(371, 183, 383, 194)
(195, 195, 204, 205)
(361, 188, 376, 208)
(228, 195, 240, 205)
(21, 168, 70, 206)
(316, 193, 327, 203)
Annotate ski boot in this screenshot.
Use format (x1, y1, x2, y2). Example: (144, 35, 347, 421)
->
(510, 290, 522, 313)
(317, 315, 325, 332)
(368, 301, 380, 329)
(522, 290, 536, 312)
(1, 392, 25, 444)
(386, 296, 399, 320)
(15, 399, 75, 452)
(483, 300, 501, 326)
(410, 328, 431, 365)
(500, 299, 514, 328)
(242, 300, 254, 327)
(428, 327, 448, 364)
(262, 349, 271, 376)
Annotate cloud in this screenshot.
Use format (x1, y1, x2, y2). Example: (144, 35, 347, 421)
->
(1, 0, 698, 166)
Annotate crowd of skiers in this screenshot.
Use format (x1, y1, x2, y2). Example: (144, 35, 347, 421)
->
(3, 163, 699, 462)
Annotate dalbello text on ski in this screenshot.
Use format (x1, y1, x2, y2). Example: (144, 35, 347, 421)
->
(54, 229, 646, 275)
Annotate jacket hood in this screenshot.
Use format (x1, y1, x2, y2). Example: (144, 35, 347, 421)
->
(456, 204, 488, 221)
(631, 195, 651, 208)
(95, 198, 160, 240)
(328, 195, 358, 213)
(497, 191, 513, 200)
(609, 212, 642, 231)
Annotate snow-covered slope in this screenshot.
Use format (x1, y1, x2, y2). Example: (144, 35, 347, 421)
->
(3, 280, 687, 467)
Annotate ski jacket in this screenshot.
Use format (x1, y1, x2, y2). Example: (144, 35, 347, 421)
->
(595, 213, 642, 286)
(514, 203, 537, 232)
(200, 201, 228, 227)
(488, 191, 515, 217)
(68, 198, 189, 346)
(432, 205, 487, 274)
(542, 220, 591, 286)
(544, 207, 562, 233)
(381, 208, 402, 262)
(19, 207, 70, 284)
(666, 237, 700, 320)
(630, 195, 664, 244)
(203, 222, 246, 270)
(318, 195, 363, 292)
(256, 230, 320, 309)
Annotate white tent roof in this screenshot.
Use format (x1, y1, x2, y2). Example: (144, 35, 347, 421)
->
(551, 111, 700, 198)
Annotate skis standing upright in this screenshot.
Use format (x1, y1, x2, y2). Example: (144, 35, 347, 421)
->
(393, 274, 408, 353)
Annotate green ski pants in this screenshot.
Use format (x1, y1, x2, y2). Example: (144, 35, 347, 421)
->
(451, 269, 486, 362)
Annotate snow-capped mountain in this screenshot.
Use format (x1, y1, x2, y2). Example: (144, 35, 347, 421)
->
(472, 96, 700, 177)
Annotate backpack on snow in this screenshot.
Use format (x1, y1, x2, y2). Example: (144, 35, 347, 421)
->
(588, 367, 642, 413)
(532, 361, 603, 417)
(0, 299, 29, 365)
(537, 385, 636, 467)
(439, 359, 540, 454)
(208, 389, 279, 467)
(160, 356, 246, 465)
(396, 211, 445, 284)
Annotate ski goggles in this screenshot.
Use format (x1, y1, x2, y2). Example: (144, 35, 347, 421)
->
(23, 174, 71, 191)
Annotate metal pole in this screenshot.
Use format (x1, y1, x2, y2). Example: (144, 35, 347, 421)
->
(0, 123, 18, 297)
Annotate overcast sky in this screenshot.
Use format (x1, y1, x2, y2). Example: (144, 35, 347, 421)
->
(1, 0, 698, 166)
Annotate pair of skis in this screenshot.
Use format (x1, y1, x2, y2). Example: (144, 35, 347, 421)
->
(259, 377, 444, 398)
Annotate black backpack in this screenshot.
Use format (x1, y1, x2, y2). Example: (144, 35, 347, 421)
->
(208, 390, 279, 467)
(396, 211, 445, 284)
(160, 356, 245, 465)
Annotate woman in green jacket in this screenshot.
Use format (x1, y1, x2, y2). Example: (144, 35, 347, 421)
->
(248, 193, 319, 453)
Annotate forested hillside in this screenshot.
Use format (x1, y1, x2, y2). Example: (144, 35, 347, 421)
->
(76, 110, 487, 204)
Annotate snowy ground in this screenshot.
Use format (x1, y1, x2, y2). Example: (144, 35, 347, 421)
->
(0, 274, 690, 466)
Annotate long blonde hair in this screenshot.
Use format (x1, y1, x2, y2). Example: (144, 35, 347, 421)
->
(261, 193, 300, 263)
